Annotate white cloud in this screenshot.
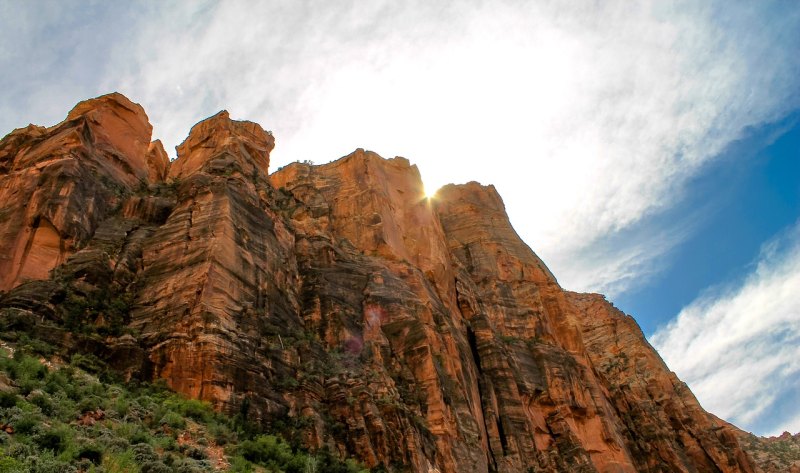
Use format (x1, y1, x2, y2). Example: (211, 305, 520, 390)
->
(2, 0, 799, 296)
(651, 221, 800, 435)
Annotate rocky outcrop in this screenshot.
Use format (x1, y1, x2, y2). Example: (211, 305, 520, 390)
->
(0, 93, 766, 473)
(736, 429, 800, 473)
(569, 292, 756, 473)
(131, 110, 297, 419)
(168, 110, 273, 180)
(0, 93, 163, 291)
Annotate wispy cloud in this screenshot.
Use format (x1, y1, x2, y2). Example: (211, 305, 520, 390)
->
(1, 1, 799, 296)
(651, 221, 800, 435)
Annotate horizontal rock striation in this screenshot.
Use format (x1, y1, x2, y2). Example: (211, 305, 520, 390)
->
(0, 93, 764, 472)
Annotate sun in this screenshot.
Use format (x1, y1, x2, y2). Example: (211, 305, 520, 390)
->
(422, 183, 438, 200)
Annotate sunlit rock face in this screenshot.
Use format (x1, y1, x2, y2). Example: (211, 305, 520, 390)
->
(0, 93, 760, 473)
(0, 93, 163, 291)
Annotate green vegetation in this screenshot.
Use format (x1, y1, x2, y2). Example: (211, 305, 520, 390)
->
(61, 287, 134, 338)
(0, 344, 370, 473)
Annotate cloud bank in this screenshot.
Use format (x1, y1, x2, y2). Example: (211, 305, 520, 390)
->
(651, 221, 800, 435)
(1, 0, 799, 296)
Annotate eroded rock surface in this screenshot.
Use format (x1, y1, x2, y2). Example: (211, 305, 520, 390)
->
(0, 93, 769, 473)
(0, 93, 161, 291)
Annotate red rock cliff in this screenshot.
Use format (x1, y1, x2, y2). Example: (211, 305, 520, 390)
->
(0, 93, 164, 291)
(0, 94, 762, 473)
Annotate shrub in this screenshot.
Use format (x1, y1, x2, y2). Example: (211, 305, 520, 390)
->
(0, 392, 18, 408)
(21, 450, 77, 473)
(33, 425, 72, 454)
(76, 395, 104, 414)
(0, 454, 24, 472)
(5, 442, 33, 459)
(69, 353, 106, 375)
(228, 455, 254, 472)
(8, 408, 42, 435)
(165, 397, 213, 423)
(159, 411, 186, 429)
(141, 460, 172, 473)
(102, 449, 138, 473)
(132, 442, 158, 463)
(239, 434, 294, 466)
(28, 392, 54, 416)
(13, 354, 47, 382)
(76, 443, 103, 465)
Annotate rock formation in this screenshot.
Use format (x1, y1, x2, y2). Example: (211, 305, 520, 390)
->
(735, 429, 800, 473)
(0, 93, 768, 472)
(0, 93, 162, 291)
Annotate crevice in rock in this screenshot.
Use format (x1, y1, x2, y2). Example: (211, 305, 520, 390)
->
(497, 416, 508, 456)
(467, 326, 482, 375)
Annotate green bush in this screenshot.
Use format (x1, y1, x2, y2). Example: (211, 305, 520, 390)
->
(75, 443, 103, 465)
(132, 443, 158, 463)
(8, 408, 42, 436)
(102, 449, 138, 473)
(0, 392, 17, 409)
(28, 392, 54, 416)
(239, 434, 294, 466)
(22, 450, 77, 473)
(140, 460, 172, 473)
(158, 411, 186, 430)
(165, 397, 213, 423)
(69, 353, 107, 375)
(33, 425, 71, 454)
(0, 454, 23, 472)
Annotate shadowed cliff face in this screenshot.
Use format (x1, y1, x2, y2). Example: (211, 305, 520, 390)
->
(0, 93, 763, 473)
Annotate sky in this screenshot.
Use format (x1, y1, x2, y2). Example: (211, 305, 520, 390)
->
(0, 0, 798, 436)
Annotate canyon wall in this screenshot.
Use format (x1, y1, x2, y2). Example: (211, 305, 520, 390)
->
(0, 93, 761, 473)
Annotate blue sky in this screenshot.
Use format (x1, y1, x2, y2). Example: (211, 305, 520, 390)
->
(617, 113, 800, 334)
(1, 0, 798, 436)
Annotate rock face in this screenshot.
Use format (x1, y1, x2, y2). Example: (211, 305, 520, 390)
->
(0, 93, 161, 291)
(0, 93, 765, 472)
(736, 429, 800, 473)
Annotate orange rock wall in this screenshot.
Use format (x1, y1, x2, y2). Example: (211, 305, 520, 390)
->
(0, 93, 161, 291)
(0, 93, 760, 473)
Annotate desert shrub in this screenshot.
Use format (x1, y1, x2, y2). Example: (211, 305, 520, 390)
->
(33, 425, 72, 454)
(102, 449, 138, 473)
(185, 445, 207, 460)
(69, 353, 106, 375)
(239, 434, 294, 466)
(5, 441, 33, 459)
(15, 335, 55, 357)
(28, 391, 54, 416)
(174, 458, 207, 473)
(158, 411, 186, 429)
(0, 392, 18, 408)
(132, 442, 158, 463)
(114, 422, 151, 445)
(165, 397, 213, 423)
(228, 455, 254, 472)
(76, 394, 104, 414)
(22, 450, 77, 473)
(0, 454, 24, 472)
(140, 460, 172, 473)
(76, 442, 103, 465)
(8, 407, 43, 435)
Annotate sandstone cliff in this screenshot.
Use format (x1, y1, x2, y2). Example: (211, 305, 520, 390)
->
(0, 93, 765, 472)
